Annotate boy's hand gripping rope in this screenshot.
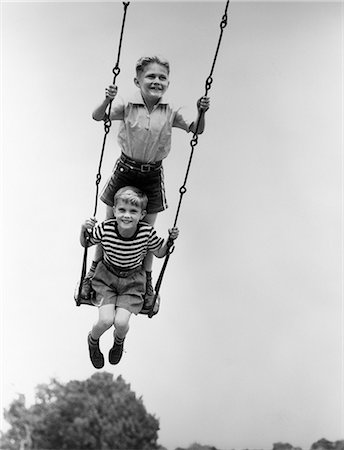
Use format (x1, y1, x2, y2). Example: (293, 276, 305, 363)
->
(147, 0, 230, 318)
(76, 2, 130, 306)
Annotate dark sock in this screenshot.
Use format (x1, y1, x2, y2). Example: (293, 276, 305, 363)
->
(114, 334, 124, 345)
(89, 334, 99, 346)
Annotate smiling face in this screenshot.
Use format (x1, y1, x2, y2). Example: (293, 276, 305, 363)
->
(113, 199, 145, 237)
(134, 62, 170, 107)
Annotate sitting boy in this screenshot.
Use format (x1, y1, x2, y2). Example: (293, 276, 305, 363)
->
(79, 186, 179, 368)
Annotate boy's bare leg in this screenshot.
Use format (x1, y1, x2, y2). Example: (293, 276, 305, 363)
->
(88, 304, 116, 369)
(143, 213, 157, 298)
(91, 304, 116, 340)
(113, 307, 131, 339)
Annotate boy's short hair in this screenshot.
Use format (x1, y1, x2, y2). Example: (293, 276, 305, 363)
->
(136, 56, 170, 76)
(113, 186, 148, 211)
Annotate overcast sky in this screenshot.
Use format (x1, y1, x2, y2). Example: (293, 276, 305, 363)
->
(1, 1, 343, 450)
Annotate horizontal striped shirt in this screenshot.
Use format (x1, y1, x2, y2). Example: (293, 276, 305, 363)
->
(89, 220, 164, 270)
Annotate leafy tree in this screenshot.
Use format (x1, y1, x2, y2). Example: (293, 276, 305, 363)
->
(1, 394, 34, 450)
(311, 440, 344, 450)
(273, 443, 301, 450)
(1, 372, 160, 450)
(175, 444, 219, 450)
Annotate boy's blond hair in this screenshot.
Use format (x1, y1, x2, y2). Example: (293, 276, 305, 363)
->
(113, 186, 148, 211)
(135, 56, 170, 76)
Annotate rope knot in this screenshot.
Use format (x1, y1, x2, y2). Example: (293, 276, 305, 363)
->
(190, 136, 198, 147)
(220, 15, 228, 29)
(205, 76, 213, 92)
(112, 66, 121, 77)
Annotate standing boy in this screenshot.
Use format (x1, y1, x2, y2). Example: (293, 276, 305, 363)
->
(83, 55, 209, 306)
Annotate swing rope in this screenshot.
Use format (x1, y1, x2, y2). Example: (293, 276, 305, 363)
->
(93, 1, 130, 218)
(147, 0, 230, 318)
(76, 2, 130, 306)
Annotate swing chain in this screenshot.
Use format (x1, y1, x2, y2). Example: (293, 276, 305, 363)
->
(92, 1, 130, 218)
(190, 136, 199, 147)
(104, 114, 112, 133)
(76, 232, 92, 305)
(112, 66, 121, 77)
(178, 0, 229, 207)
(205, 76, 213, 93)
(205, 0, 229, 96)
(76, 2, 130, 306)
(167, 238, 175, 255)
(148, 1, 230, 316)
(220, 9, 228, 30)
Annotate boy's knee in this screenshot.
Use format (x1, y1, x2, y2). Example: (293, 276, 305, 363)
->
(98, 317, 114, 331)
(114, 316, 129, 334)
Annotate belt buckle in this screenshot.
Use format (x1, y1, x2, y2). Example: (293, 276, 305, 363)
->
(140, 164, 151, 172)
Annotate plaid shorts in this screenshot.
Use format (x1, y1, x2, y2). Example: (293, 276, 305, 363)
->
(100, 154, 168, 214)
(91, 261, 146, 315)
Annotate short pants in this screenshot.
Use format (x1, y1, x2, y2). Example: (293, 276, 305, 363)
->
(91, 261, 146, 314)
(100, 153, 168, 214)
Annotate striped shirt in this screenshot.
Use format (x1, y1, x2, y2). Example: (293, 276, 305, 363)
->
(89, 220, 164, 270)
(110, 92, 192, 163)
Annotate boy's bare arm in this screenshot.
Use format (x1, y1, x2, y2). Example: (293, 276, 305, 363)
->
(92, 85, 118, 121)
(153, 227, 179, 258)
(189, 96, 210, 134)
